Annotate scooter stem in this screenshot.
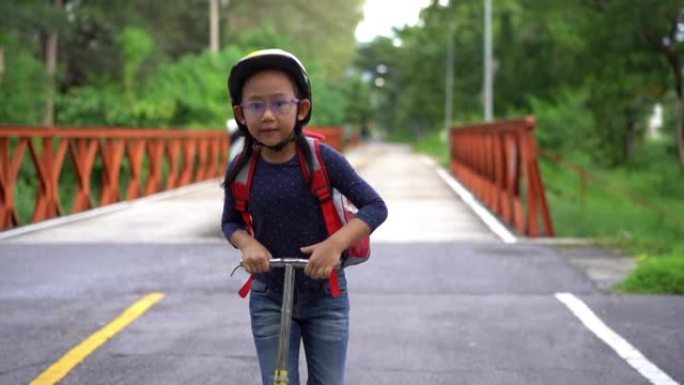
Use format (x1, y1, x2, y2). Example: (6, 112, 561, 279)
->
(274, 263, 296, 384)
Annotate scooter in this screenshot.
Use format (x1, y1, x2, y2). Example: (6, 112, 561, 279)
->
(231, 258, 310, 385)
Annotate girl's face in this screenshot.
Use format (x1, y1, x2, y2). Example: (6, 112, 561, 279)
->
(234, 70, 311, 151)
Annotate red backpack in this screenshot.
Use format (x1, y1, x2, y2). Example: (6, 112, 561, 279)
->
(231, 132, 370, 298)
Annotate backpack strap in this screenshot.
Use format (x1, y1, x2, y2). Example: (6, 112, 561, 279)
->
(302, 128, 326, 141)
(231, 147, 261, 298)
(296, 137, 343, 298)
(297, 137, 344, 234)
(238, 274, 254, 298)
(232, 147, 261, 235)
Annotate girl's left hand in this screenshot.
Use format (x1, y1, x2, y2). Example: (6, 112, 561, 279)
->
(300, 240, 343, 279)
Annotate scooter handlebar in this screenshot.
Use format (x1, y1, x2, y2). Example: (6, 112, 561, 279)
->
(267, 258, 310, 269)
(230, 258, 340, 277)
(230, 258, 308, 277)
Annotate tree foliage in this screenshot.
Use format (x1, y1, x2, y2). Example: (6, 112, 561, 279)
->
(356, 0, 684, 167)
(0, 0, 367, 130)
(225, 0, 364, 80)
(3, 0, 684, 169)
(0, 35, 46, 126)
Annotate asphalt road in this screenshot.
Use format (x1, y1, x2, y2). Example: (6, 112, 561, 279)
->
(0, 143, 682, 385)
(1, 241, 682, 385)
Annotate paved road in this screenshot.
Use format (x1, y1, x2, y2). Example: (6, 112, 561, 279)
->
(1, 143, 682, 385)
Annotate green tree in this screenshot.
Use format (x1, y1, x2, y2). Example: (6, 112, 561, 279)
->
(225, 0, 363, 80)
(571, 0, 674, 166)
(342, 71, 374, 130)
(1, 0, 365, 129)
(1, 1, 55, 124)
(0, 35, 47, 125)
(355, 0, 683, 170)
(356, 1, 487, 137)
(635, 0, 684, 168)
(119, 26, 154, 103)
(356, 36, 403, 136)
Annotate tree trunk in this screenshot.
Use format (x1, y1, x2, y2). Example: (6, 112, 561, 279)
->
(678, 67, 684, 169)
(678, 99, 684, 169)
(43, 0, 63, 127)
(209, 0, 220, 54)
(0, 46, 5, 84)
(624, 112, 639, 163)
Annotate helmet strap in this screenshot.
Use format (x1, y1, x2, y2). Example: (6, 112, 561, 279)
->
(254, 129, 297, 152)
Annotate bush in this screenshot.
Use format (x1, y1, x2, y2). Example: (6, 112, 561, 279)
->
(0, 35, 47, 125)
(617, 255, 684, 294)
(57, 83, 134, 126)
(414, 129, 449, 167)
(56, 23, 357, 129)
(529, 87, 594, 154)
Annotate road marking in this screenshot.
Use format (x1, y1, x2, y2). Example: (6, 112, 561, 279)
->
(555, 293, 679, 385)
(29, 292, 166, 385)
(421, 156, 517, 243)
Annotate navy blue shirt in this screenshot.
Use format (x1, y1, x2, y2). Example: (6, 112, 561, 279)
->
(222, 143, 388, 291)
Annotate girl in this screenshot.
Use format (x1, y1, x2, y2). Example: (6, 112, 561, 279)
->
(221, 49, 387, 385)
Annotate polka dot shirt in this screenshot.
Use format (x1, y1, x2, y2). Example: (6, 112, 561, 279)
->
(222, 143, 388, 290)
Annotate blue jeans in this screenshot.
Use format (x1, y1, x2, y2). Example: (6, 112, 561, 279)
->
(249, 275, 349, 385)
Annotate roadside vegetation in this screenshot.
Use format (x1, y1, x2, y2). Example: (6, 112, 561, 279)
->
(413, 128, 684, 295)
(539, 139, 684, 295)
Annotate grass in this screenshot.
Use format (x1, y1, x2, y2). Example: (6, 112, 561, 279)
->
(391, 130, 450, 167)
(540, 148, 684, 295)
(540, 160, 684, 253)
(617, 254, 684, 295)
(412, 132, 684, 295)
(413, 130, 450, 168)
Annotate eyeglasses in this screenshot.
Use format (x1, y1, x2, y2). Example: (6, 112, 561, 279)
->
(240, 98, 300, 116)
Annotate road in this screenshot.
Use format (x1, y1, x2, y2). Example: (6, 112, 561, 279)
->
(0, 143, 682, 385)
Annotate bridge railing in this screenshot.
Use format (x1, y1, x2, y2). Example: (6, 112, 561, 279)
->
(0, 125, 346, 231)
(449, 116, 555, 237)
(306, 127, 345, 151)
(0, 126, 230, 230)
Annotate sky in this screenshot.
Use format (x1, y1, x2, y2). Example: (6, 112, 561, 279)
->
(355, 0, 433, 43)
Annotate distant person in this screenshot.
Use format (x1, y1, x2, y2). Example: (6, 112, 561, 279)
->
(221, 49, 387, 385)
(360, 123, 370, 140)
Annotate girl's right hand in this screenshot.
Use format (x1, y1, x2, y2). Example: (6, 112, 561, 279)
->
(240, 238, 272, 274)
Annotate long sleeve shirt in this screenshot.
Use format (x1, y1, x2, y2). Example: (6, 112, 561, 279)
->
(222, 143, 388, 292)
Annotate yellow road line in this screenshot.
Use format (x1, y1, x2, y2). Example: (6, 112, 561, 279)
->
(30, 292, 166, 385)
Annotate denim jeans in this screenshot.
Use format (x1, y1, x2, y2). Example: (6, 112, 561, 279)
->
(249, 274, 350, 385)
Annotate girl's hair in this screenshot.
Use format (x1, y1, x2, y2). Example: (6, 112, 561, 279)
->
(221, 126, 314, 190)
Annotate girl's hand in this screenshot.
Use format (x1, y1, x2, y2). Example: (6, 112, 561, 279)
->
(300, 239, 344, 279)
(240, 238, 272, 274)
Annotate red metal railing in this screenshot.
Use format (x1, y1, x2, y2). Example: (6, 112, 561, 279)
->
(450, 117, 554, 237)
(0, 126, 230, 230)
(0, 125, 346, 231)
(308, 127, 344, 151)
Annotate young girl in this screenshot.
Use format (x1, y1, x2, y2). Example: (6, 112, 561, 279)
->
(221, 49, 388, 385)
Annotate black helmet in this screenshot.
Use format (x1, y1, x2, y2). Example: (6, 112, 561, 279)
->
(228, 49, 312, 127)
